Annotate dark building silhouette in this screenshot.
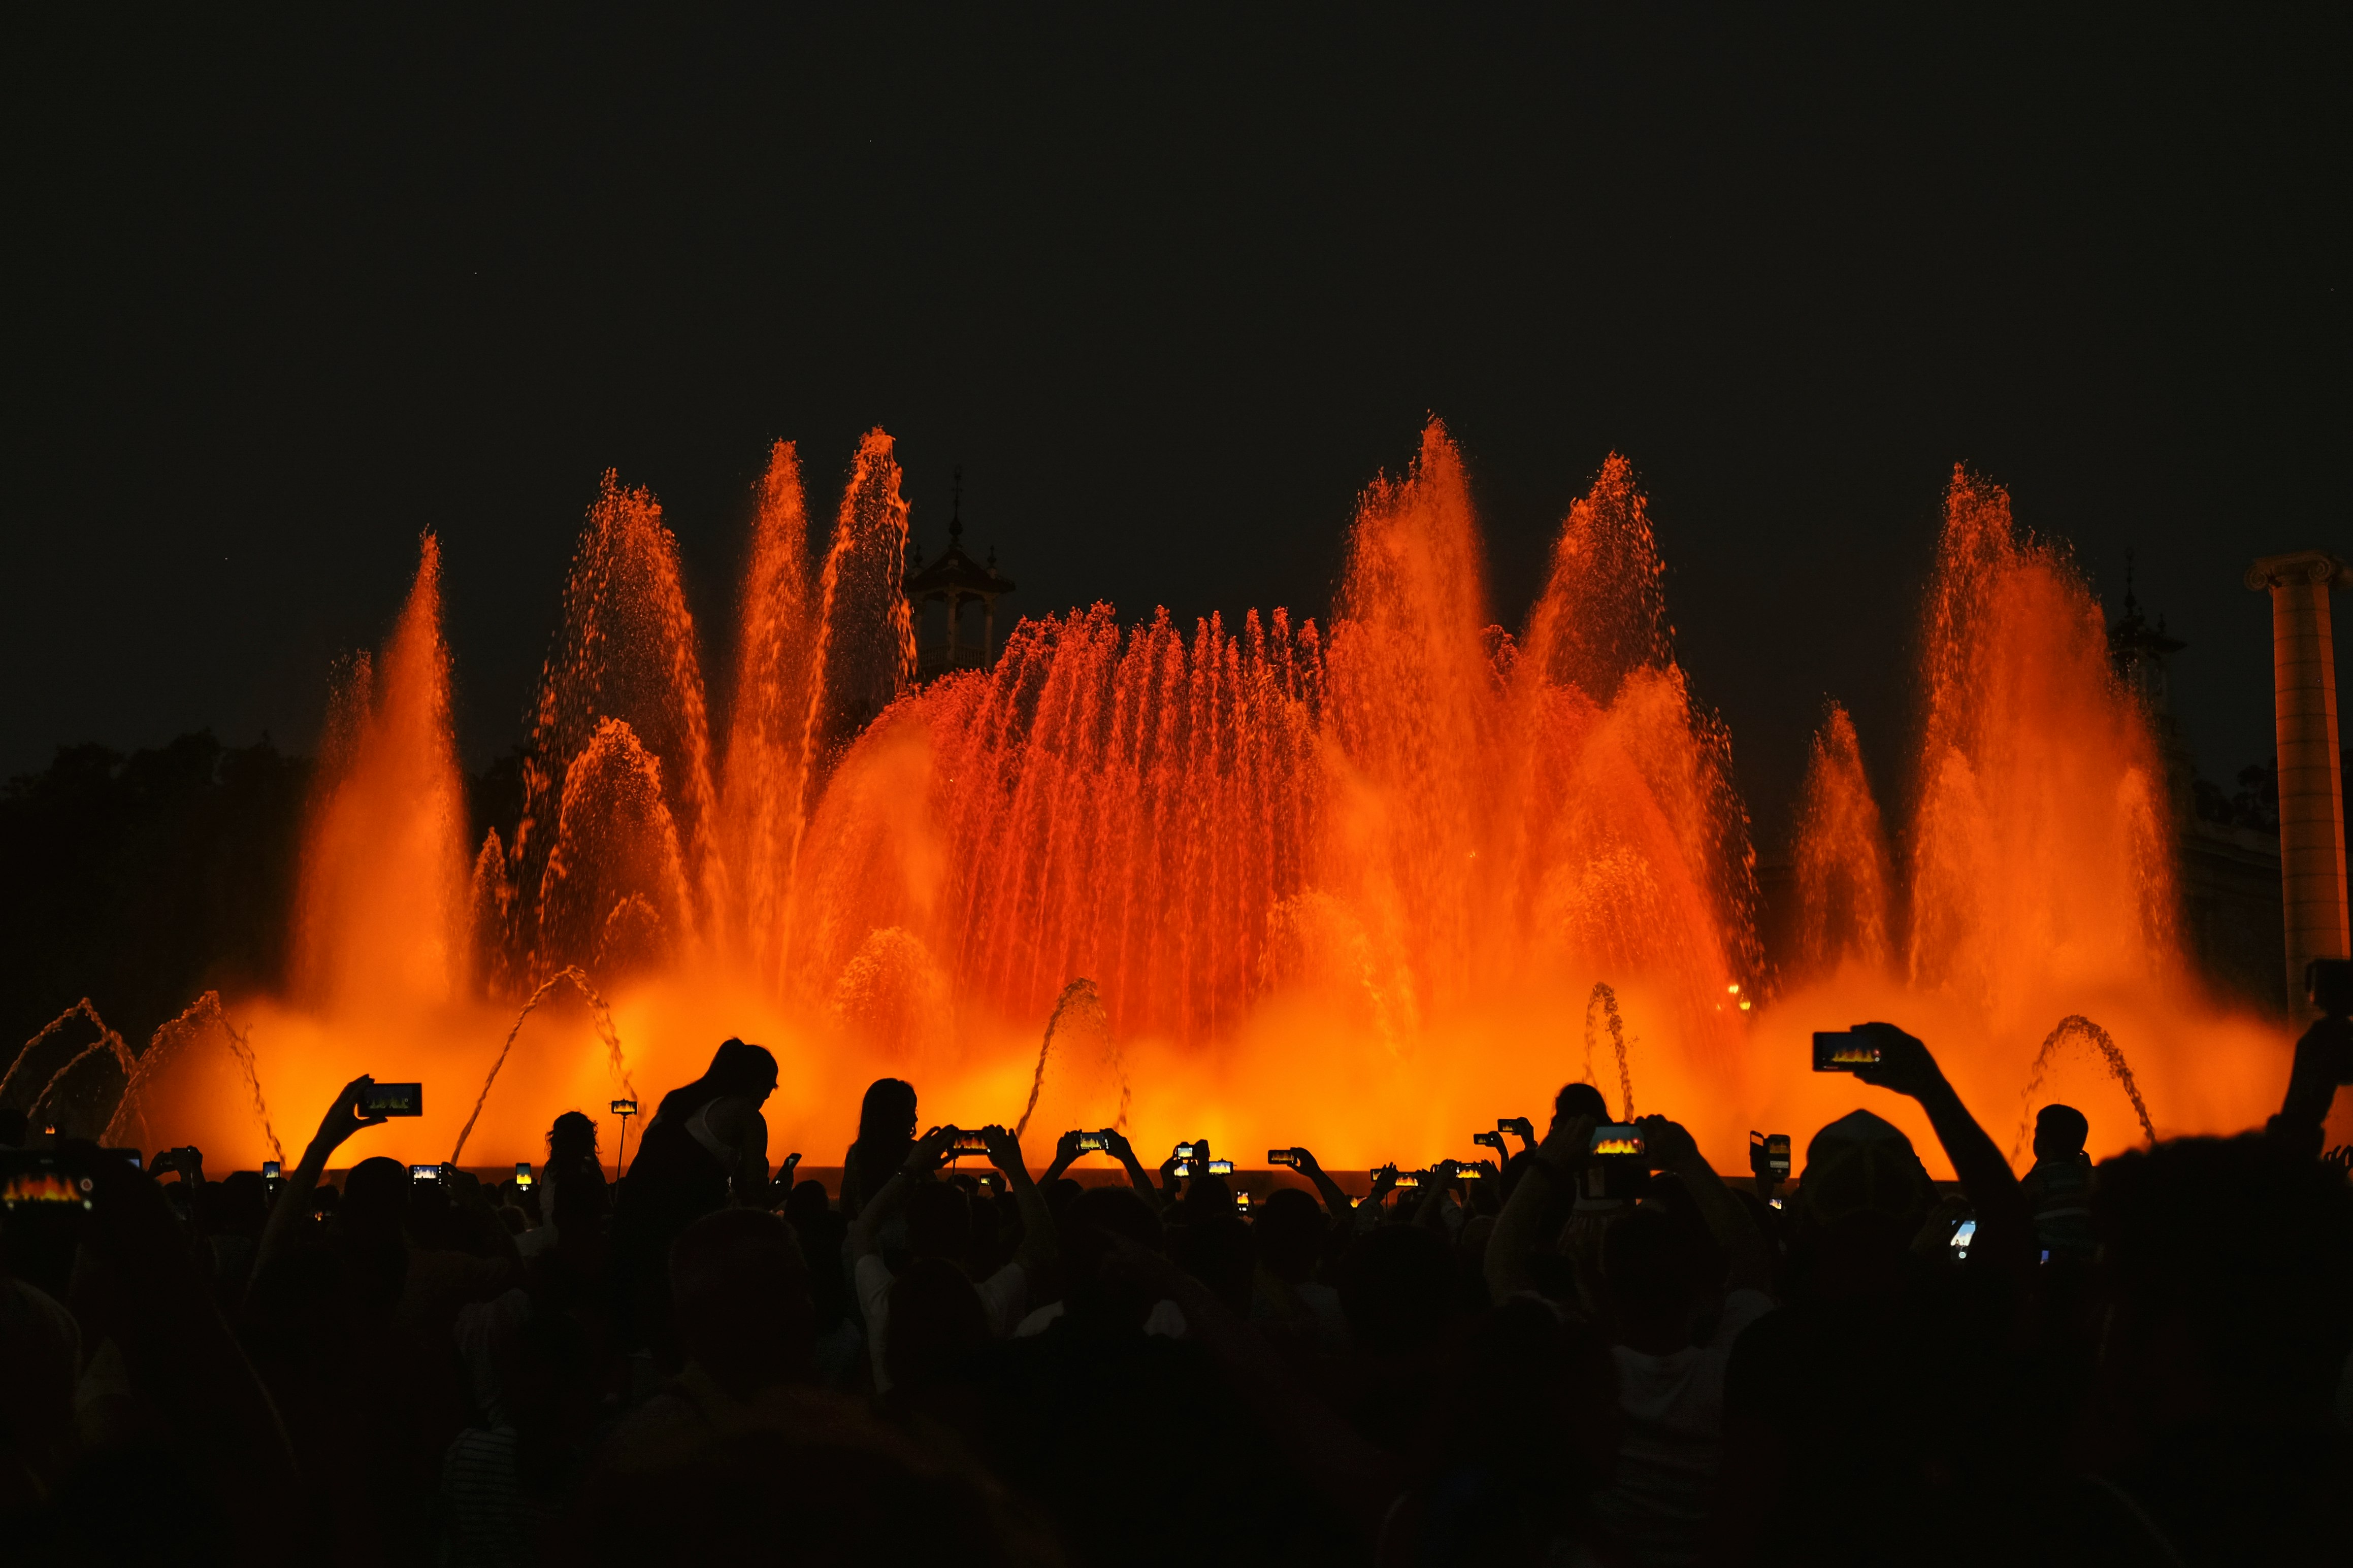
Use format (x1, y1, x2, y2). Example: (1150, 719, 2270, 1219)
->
(904, 474, 1015, 681)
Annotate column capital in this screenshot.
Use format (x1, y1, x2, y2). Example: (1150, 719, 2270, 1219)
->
(2245, 550, 2349, 592)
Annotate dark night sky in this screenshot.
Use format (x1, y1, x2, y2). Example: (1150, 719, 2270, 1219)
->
(10, 7, 2347, 846)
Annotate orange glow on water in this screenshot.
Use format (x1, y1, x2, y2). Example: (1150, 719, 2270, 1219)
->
(87, 436, 2305, 1180)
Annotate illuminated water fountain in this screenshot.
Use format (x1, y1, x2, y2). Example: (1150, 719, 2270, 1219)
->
(3, 425, 2310, 1173)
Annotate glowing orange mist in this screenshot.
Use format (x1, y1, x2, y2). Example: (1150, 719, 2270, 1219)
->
(95, 438, 2304, 1177)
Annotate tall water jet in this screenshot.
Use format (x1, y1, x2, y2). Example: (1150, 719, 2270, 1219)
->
(801, 429, 917, 766)
(1908, 468, 2178, 1015)
(535, 718, 697, 975)
(1507, 451, 1756, 1041)
(721, 441, 821, 981)
(1319, 424, 1495, 1023)
(513, 472, 717, 980)
(1792, 703, 1895, 974)
(295, 535, 470, 1011)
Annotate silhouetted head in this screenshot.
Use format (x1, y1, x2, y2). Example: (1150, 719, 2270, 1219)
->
(784, 1178, 832, 1234)
(705, 1039, 779, 1104)
(668, 1208, 813, 1400)
(2034, 1104, 2089, 1161)
(1338, 1224, 1458, 1357)
(548, 1110, 599, 1163)
(1060, 1184, 1166, 1327)
(1555, 1083, 1610, 1127)
(885, 1257, 990, 1391)
(340, 1156, 411, 1235)
(905, 1178, 972, 1265)
(1254, 1187, 1328, 1285)
(858, 1078, 918, 1146)
(2096, 1133, 2353, 1434)
(1600, 1205, 1707, 1353)
(1175, 1210, 1257, 1315)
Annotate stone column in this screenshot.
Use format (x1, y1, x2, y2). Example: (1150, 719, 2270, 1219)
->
(2246, 551, 2350, 1008)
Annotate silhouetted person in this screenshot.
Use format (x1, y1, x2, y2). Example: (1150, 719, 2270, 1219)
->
(612, 1039, 779, 1358)
(839, 1076, 916, 1219)
(2019, 1103, 2093, 1261)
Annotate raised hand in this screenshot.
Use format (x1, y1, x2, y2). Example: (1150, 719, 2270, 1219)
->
(1538, 1112, 1597, 1173)
(981, 1123, 1027, 1178)
(311, 1076, 389, 1160)
(906, 1124, 958, 1177)
(1636, 1115, 1702, 1170)
(1849, 1022, 1944, 1100)
(1056, 1129, 1085, 1165)
(1102, 1128, 1136, 1163)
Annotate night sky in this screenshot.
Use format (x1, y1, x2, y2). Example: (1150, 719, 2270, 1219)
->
(11, 8, 2347, 844)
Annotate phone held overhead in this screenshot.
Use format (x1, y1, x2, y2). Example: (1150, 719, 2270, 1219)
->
(1812, 1030, 1883, 1071)
(361, 1082, 424, 1117)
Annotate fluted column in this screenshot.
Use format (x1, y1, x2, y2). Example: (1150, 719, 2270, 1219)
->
(2246, 550, 2350, 1009)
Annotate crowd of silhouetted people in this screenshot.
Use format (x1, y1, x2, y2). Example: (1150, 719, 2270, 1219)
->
(1, 1014, 2348, 1566)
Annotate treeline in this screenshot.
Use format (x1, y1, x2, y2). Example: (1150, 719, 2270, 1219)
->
(0, 734, 311, 1058)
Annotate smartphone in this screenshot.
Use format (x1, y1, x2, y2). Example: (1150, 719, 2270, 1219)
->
(263, 1159, 282, 1180)
(1471, 1130, 1507, 1156)
(2309, 957, 2353, 1021)
(1499, 1116, 1534, 1141)
(1949, 1219, 1976, 1260)
(780, 1152, 802, 1178)
(1172, 1162, 1193, 1179)
(1457, 1164, 1485, 1180)
(1206, 1158, 1234, 1176)
(1267, 1148, 1301, 1167)
(1394, 1172, 1423, 1190)
(1075, 1132, 1109, 1152)
(1589, 1125, 1646, 1158)
(611, 1097, 638, 1117)
(1234, 1191, 1252, 1213)
(1748, 1131, 1791, 1179)
(0, 1151, 96, 1213)
(513, 1161, 534, 1188)
(1813, 1030, 1881, 1071)
(1584, 1125, 1651, 1201)
(409, 1163, 443, 1183)
(1173, 1142, 1199, 1161)
(362, 1082, 424, 1117)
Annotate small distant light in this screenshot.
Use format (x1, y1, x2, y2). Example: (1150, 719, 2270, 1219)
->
(1739, 999, 1752, 1012)
(1726, 983, 1741, 994)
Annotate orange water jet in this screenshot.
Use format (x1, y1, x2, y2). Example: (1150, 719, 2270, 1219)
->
(66, 433, 2303, 1177)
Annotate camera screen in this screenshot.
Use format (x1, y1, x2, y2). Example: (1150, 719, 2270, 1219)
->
(409, 1163, 442, 1182)
(1075, 1134, 1108, 1151)
(1206, 1158, 1234, 1176)
(1173, 1142, 1198, 1160)
(611, 1098, 638, 1116)
(263, 1160, 281, 1180)
(1589, 1125, 1645, 1157)
(362, 1082, 424, 1117)
(1, 1165, 91, 1209)
(1267, 1148, 1298, 1166)
(1813, 1031, 1881, 1070)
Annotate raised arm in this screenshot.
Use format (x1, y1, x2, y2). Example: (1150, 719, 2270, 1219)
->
(1484, 1113, 1591, 1303)
(1099, 1129, 1163, 1210)
(982, 1124, 1058, 1279)
(1852, 1023, 2032, 1272)
(1639, 1116, 1770, 1292)
(250, 1075, 387, 1295)
(1040, 1129, 1085, 1187)
(1290, 1147, 1355, 1224)
(851, 1125, 955, 1259)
